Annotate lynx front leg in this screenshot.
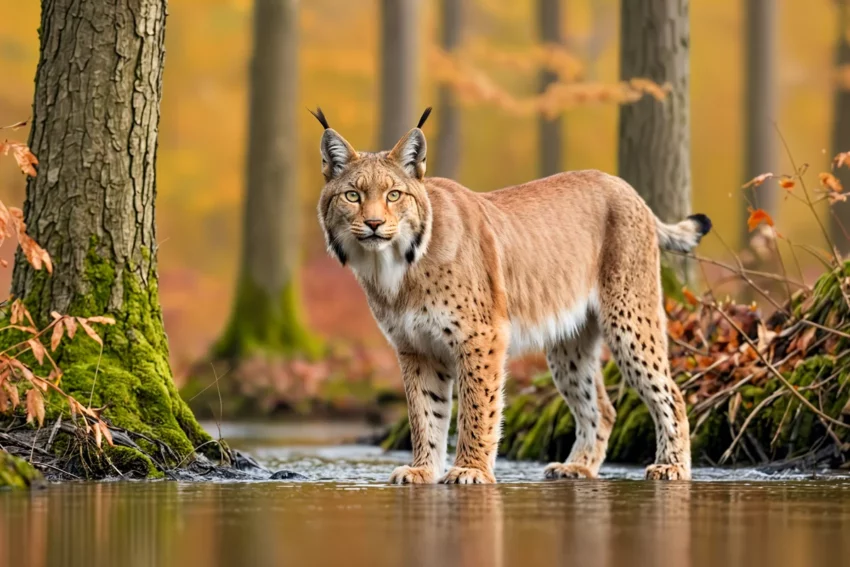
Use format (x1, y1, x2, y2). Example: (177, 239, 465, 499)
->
(389, 354, 453, 485)
(441, 332, 507, 485)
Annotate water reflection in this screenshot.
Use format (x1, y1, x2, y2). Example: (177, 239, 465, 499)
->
(1, 479, 849, 567)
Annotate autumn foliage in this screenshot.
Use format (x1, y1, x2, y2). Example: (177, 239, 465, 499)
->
(0, 123, 116, 450)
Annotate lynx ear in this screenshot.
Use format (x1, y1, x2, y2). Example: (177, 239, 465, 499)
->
(389, 128, 427, 179)
(310, 108, 358, 180)
(388, 107, 431, 179)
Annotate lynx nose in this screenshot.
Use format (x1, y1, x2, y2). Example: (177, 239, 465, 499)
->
(364, 219, 385, 231)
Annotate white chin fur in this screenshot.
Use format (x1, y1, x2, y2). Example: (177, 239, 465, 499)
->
(348, 237, 410, 298)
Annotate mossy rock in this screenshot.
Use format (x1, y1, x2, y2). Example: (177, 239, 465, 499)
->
(0, 451, 43, 490)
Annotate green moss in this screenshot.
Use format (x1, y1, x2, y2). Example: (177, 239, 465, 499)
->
(4, 239, 213, 478)
(0, 450, 42, 489)
(215, 276, 322, 359)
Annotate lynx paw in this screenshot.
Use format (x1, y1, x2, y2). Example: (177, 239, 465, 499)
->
(544, 462, 596, 480)
(645, 463, 690, 480)
(439, 466, 495, 484)
(389, 465, 436, 485)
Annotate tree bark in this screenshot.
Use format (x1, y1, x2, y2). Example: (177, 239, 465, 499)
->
(742, 0, 778, 248)
(618, 0, 691, 223)
(380, 0, 419, 150)
(831, 0, 850, 255)
(215, 0, 318, 359)
(12, 0, 209, 464)
(434, 0, 462, 179)
(538, 0, 564, 177)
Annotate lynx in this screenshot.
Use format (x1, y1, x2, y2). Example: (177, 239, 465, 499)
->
(313, 108, 710, 483)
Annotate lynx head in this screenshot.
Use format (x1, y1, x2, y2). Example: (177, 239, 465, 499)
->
(314, 108, 433, 272)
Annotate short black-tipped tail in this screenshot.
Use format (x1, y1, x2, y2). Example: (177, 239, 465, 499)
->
(655, 213, 712, 252)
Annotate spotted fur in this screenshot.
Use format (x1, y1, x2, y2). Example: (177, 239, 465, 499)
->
(314, 110, 710, 483)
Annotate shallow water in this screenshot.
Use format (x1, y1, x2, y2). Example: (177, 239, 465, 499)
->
(1, 422, 849, 567)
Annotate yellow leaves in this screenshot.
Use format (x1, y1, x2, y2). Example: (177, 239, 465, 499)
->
(747, 208, 774, 232)
(0, 140, 38, 177)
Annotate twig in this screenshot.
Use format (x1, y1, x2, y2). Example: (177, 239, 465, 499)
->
(708, 300, 850, 429)
(88, 342, 104, 408)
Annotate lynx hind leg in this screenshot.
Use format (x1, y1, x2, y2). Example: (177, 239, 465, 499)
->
(544, 316, 616, 480)
(599, 274, 691, 481)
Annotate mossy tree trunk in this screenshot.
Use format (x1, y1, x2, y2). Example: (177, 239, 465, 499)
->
(215, 0, 318, 359)
(538, 0, 564, 177)
(618, 0, 691, 224)
(12, 0, 210, 462)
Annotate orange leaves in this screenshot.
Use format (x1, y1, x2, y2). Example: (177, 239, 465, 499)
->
(428, 45, 671, 118)
(0, 140, 38, 177)
(833, 151, 850, 169)
(46, 313, 114, 351)
(682, 287, 700, 307)
(778, 177, 795, 190)
(820, 172, 843, 192)
(747, 208, 774, 232)
(0, 203, 52, 273)
(0, 135, 50, 274)
(25, 388, 45, 426)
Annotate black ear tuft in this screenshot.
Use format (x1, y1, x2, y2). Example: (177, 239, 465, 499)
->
(309, 107, 330, 130)
(416, 107, 433, 129)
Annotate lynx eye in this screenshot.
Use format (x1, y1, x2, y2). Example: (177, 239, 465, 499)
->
(344, 190, 360, 203)
(387, 190, 402, 203)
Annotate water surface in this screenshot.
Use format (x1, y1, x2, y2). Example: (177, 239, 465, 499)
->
(1, 421, 848, 567)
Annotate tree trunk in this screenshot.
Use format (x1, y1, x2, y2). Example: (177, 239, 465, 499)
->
(618, 0, 691, 223)
(831, 0, 850, 256)
(12, 0, 209, 464)
(742, 0, 778, 248)
(538, 0, 564, 177)
(215, 0, 318, 359)
(380, 0, 419, 149)
(434, 0, 462, 179)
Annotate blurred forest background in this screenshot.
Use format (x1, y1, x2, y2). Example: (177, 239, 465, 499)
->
(0, 0, 844, 409)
